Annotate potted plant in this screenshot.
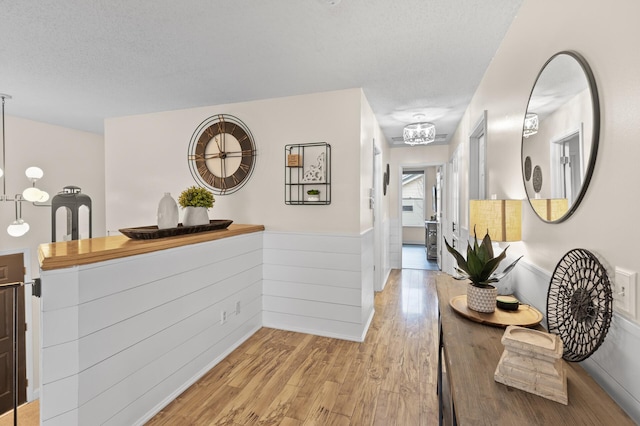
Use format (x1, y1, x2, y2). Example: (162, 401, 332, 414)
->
(178, 186, 215, 226)
(444, 227, 522, 313)
(307, 188, 320, 202)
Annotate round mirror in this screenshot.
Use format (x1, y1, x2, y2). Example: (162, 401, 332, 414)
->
(521, 51, 600, 223)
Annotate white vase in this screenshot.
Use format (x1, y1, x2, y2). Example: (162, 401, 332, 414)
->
(182, 206, 209, 227)
(467, 283, 497, 313)
(157, 193, 179, 229)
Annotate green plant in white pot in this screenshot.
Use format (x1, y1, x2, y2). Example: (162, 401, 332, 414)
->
(444, 227, 522, 313)
(178, 186, 214, 227)
(306, 188, 320, 201)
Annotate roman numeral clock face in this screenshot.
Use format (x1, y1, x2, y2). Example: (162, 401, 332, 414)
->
(187, 114, 257, 195)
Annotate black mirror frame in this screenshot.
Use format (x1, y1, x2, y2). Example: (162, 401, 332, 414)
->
(522, 50, 600, 223)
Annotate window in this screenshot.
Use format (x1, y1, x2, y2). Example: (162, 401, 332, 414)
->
(402, 171, 425, 226)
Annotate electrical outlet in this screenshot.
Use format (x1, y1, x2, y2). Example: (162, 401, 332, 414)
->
(235, 301, 241, 315)
(614, 267, 637, 319)
(221, 310, 227, 324)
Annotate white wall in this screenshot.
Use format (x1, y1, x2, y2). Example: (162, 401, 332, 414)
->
(0, 115, 105, 276)
(0, 115, 104, 400)
(104, 89, 363, 235)
(451, 0, 640, 312)
(446, 0, 640, 420)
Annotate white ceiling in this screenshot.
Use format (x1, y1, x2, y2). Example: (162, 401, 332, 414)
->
(0, 0, 523, 145)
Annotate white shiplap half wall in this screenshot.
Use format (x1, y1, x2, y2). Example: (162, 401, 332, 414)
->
(263, 230, 374, 342)
(39, 232, 263, 426)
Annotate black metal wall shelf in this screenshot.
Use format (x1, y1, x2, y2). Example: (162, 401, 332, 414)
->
(285, 142, 331, 205)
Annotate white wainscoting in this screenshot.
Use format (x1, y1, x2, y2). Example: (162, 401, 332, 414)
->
(389, 218, 401, 270)
(263, 230, 374, 342)
(514, 260, 640, 423)
(40, 232, 263, 426)
(381, 218, 392, 290)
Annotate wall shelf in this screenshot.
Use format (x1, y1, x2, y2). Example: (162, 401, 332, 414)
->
(285, 142, 331, 205)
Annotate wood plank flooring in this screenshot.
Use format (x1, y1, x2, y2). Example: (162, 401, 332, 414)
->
(0, 400, 38, 426)
(147, 269, 440, 426)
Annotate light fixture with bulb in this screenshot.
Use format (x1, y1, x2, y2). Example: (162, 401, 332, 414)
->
(1, 93, 49, 237)
(523, 112, 539, 138)
(403, 113, 436, 146)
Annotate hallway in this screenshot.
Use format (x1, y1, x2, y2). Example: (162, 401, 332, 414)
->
(402, 244, 439, 271)
(147, 269, 440, 425)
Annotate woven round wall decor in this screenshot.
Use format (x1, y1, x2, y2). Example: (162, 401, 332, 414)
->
(546, 248, 613, 362)
(524, 156, 532, 181)
(532, 165, 543, 193)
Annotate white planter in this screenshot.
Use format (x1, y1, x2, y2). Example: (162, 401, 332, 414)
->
(467, 283, 497, 313)
(182, 206, 209, 227)
(307, 195, 319, 202)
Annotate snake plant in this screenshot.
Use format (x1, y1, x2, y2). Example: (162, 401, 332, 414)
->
(444, 227, 522, 288)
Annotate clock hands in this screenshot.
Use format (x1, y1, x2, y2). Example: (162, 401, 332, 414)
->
(190, 150, 255, 160)
(213, 135, 223, 153)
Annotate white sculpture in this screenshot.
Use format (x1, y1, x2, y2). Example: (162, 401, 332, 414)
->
(301, 152, 325, 183)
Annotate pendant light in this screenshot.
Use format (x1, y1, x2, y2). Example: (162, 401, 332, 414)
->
(0, 93, 49, 236)
(403, 114, 436, 146)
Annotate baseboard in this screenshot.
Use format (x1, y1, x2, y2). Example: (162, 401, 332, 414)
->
(359, 307, 375, 342)
(582, 354, 640, 423)
(262, 319, 368, 343)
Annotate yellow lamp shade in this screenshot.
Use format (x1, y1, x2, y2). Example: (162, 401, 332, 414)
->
(469, 200, 522, 242)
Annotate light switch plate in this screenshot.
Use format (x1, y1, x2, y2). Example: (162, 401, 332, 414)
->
(614, 267, 637, 319)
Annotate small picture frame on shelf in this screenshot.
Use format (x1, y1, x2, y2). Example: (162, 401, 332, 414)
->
(287, 154, 302, 167)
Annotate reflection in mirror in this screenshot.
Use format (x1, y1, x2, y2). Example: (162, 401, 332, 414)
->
(522, 51, 599, 223)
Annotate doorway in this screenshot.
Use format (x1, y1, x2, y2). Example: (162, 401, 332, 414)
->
(0, 253, 27, 415)
(552, 129, 582, 204)
(401, 166, 440, 271)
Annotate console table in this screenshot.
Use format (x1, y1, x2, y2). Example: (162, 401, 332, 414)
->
(436, 274, 633, 425)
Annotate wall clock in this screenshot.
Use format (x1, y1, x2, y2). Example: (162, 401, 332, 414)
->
(187, 114, 256, 195)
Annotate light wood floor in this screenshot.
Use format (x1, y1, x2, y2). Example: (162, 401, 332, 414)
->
(0, 400, 39, 426)
(147, 268, 439, 425)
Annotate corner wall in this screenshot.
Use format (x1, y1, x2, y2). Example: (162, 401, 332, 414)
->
(105, 88, 380, 341)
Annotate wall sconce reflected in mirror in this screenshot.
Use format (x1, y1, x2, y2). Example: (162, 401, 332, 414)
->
(523, 113, 539, 138)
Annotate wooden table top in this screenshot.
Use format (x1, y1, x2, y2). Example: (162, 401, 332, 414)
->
(436, 273, 633, 425)
(38, 223, 265, 271)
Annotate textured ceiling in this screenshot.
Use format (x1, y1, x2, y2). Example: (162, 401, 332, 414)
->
(0, 0, 523, 145)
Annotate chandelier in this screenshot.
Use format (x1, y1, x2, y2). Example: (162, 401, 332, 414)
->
(403, 114, 436, 146)
(523, 113, 539, 138)
(1, 94, 49, 237)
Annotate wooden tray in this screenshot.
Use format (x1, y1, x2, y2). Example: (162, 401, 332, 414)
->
(449, 295, 543, 328)
(119, 219, 233, 240)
